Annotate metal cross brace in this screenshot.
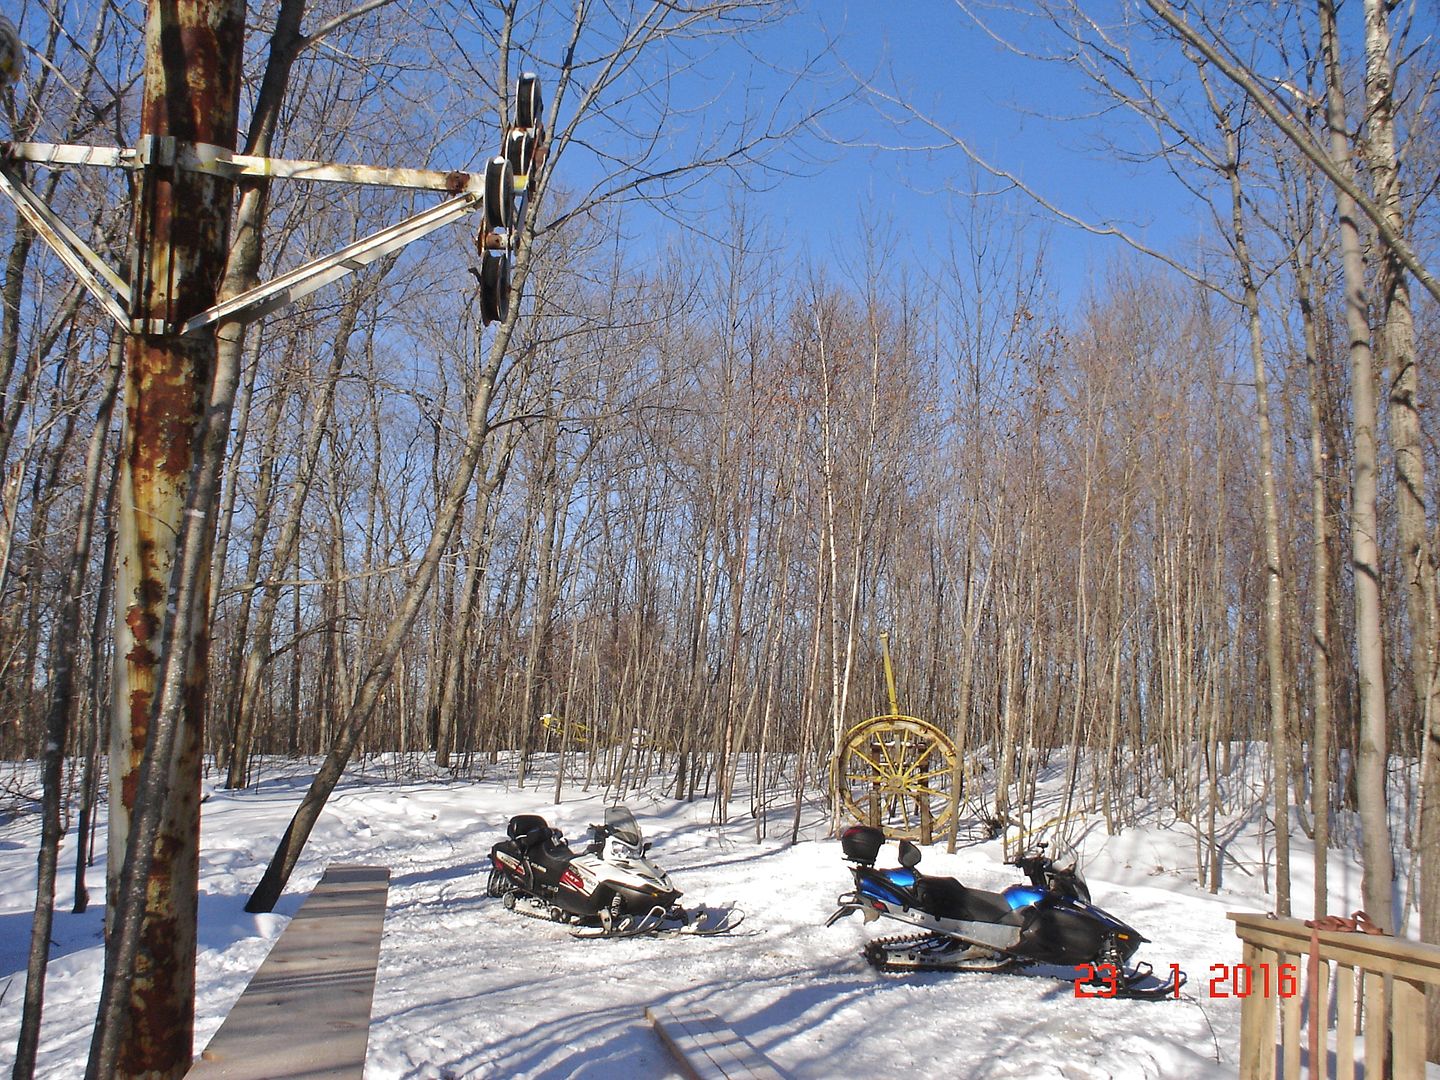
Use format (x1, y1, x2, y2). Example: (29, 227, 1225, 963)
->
(0, 138, 488, 335)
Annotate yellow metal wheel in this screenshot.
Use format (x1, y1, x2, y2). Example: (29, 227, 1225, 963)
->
(835, 714, 960, 840)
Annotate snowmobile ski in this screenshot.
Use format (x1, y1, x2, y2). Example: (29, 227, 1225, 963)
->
(1076, 960, 1188, 1001)
(569, 903, 745, 939)
(671, 904, 745, 937)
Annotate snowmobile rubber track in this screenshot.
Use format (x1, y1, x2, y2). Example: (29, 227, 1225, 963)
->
(501, 890, 568, 926)
(499, 890, 742, 940)
(861, 932, 1016, 974)
(861, 933, 1187, 999)
(502, 890, 662, 938)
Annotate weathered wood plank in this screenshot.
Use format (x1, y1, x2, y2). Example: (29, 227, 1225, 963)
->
(1239, 941, 1277, 1080)
(1307, 958, 1329, 1079)
(1335, 964, 1356, 1080)
(647, 1004, 787, 1080)
(1279, 951, 1302, 1079)
(1362, 971, 1387, 1077)
(188, 865, 390, 1080)
(1391, 976, 1426, 1080)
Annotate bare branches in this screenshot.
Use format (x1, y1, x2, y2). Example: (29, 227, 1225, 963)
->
(848, 67, 1233, 297)
(298, 0, 399, 51)
(1141, 0, 1440, 305)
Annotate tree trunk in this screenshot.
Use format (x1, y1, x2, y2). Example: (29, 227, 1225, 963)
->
(1361, 0, 1440, 1050)
(1220, 112, 1291, 915)
(1319, 0, 1395, 930)
(13, 339, 122, 1079)
(228, 272, 378, 787)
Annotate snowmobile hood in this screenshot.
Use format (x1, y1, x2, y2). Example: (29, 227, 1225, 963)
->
(1003, 884, 1046, 909)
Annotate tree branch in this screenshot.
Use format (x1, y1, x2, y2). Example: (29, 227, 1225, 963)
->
(1141, 0, 1440, 306)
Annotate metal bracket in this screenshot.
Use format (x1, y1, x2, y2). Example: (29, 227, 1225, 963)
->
(0, 139, 487, 334)
(0, 164, 132, 331)
(181, 190, 482, 334)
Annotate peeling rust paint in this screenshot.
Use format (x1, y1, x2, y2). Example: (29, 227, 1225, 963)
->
(109, 1, 245, 1075)
(120, 753, 141, 809)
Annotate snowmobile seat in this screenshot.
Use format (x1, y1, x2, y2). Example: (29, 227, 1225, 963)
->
(916, 874, 1018, 924)
(526, 835, 577, 885)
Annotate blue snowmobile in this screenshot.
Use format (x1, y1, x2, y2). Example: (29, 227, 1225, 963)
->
(827, 825, 1184, 1000)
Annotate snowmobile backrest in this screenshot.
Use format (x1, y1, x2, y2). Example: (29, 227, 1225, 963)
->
(898, 840, 922, 868)
(841, 825, 884, 866)
(507, 814, 549, 840)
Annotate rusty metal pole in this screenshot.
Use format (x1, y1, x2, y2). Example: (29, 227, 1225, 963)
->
(104, 1, 244, 1076)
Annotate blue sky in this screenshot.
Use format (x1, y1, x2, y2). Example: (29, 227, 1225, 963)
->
(718, 2, 1206, 309)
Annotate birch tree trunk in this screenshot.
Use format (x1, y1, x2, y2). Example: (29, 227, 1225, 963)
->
(1293, 229, 1334, 919)
(1216, 105, 1291, 915)
(1320, 0, 1395, 929)
(1361, 0, 1439, 1048)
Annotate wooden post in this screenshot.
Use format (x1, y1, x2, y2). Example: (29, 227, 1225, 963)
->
(1336, 964, 1357, 1080)
(1392, 977, 1427, 1078)
(1239, 940, 1277, 1080)
(1279, 951, 1301, 1079)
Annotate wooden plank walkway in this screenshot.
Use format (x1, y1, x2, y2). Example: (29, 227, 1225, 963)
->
(188, 865, 390, 1080)
(647, 1004, 788, 1080)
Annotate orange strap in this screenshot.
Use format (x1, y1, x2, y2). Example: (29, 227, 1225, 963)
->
(1304, 910, 1385, 936)
(1301, 912, 1385, 1077)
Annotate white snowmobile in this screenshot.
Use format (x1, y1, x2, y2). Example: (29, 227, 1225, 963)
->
(487, 805, 742, 938)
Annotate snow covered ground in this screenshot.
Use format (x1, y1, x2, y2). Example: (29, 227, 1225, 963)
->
(0, 754, 1390, 1078)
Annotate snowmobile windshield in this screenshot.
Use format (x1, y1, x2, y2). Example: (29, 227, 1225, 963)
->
(1046, 840, 1081, 875)
(605, 806, 643, 847)
(1039, 840, 1091, 900)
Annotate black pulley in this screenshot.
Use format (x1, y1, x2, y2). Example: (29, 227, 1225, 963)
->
(484, 156, 515, 233)
(516, 72, 543, 129)
(479, 253, 511, 326)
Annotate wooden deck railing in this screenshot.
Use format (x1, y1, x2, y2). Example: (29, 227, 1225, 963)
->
(1230, 912, 1440, 1079)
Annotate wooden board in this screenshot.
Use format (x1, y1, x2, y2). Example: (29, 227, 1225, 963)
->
(188, 865, 390, 1079)
(647, 1004, 788, 1080)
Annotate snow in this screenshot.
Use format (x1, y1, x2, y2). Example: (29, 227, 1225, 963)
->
(0, 754, 1389, 1078)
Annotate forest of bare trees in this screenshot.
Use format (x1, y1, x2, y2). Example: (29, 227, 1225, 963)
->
(2, 0, 1439, 1072)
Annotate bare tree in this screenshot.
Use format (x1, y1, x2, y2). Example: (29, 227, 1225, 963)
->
(1317, 0, 1395, 929)
(246, 0, 822, 909)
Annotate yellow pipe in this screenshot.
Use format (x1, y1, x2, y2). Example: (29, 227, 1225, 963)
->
(880, 631, 900, 716)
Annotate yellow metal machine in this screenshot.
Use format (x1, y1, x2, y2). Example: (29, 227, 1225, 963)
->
(833, 633, 962, 842)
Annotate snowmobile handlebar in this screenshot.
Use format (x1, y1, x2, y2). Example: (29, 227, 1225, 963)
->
(1011, 854, 1051, 887)
(1011, 844, 1062, 880)
(1010, 845, 1090, 901)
